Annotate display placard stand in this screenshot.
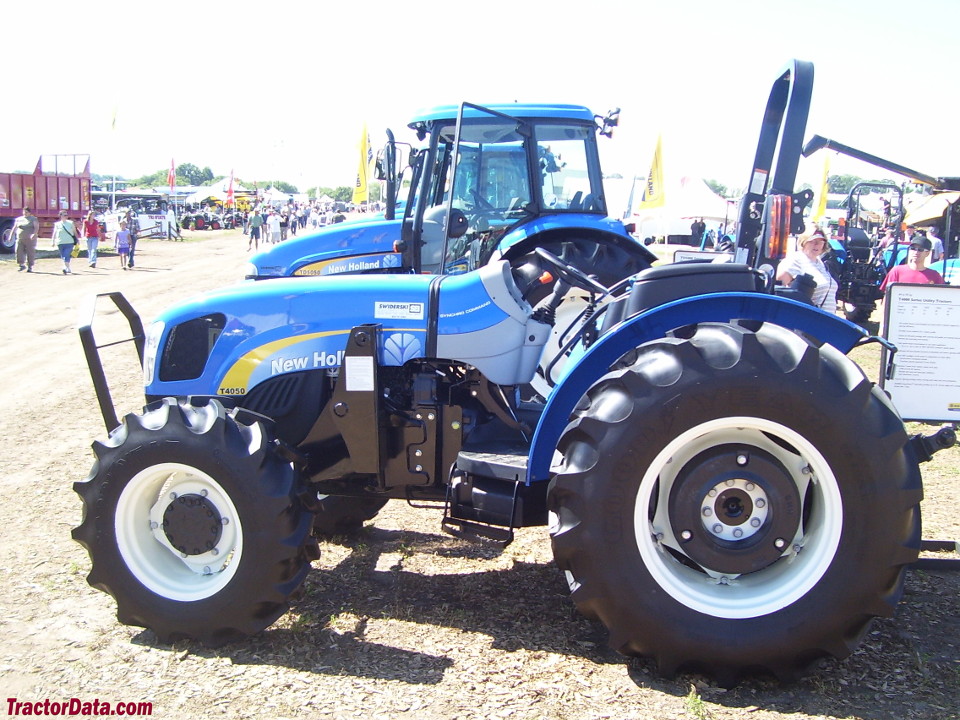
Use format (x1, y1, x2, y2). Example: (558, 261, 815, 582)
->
(881, 282, 960, 570)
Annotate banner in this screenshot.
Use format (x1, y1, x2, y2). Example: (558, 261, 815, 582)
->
(352, 124, 370, 205)
(638, 135, 665, 209)
(168, 159, 176, 194)
(813, 153, 830, 222)
(226, 169, 235, 207)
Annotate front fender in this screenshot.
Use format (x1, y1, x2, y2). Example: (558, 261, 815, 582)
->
(526, 292, 867, 483)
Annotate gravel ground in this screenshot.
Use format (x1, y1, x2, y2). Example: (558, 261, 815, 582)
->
(0, 230, 956, 720)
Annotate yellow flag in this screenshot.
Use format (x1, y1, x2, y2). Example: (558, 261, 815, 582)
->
(352, 124, 370, 204)
(638, 135, 665, 209)
(813, 153, 830, 222)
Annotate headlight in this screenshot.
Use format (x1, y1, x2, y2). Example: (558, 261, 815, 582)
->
(142, 320, 165, 386)
(244, 262, 284, 279)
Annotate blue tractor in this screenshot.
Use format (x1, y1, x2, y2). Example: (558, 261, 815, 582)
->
(246, 102, 652, 287)
(74, 61, 951, 685)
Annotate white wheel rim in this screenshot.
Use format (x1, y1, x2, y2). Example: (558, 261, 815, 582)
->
(115, 463, 243, 602)
(635, 417, 843, 619)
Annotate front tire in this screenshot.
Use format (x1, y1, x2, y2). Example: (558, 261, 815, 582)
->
(549, 322, 921, 684)
(73, 398, 314, 646)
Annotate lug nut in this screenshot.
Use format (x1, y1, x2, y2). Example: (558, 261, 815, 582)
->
(702, 507, 712, 517)
(733, 528, 743, 538)
(750, 518, 761, 528)
(755, 498, 766, 508)
(712, 524, 724, 535)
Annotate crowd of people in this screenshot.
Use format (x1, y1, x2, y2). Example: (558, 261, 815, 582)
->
(10, 206, 146, 274)
(241, 202, 349, 251)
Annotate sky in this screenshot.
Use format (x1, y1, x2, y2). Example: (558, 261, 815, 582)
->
(4, 0, 959, 204)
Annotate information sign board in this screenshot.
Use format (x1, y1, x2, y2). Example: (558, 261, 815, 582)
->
(881, 283, 960, 422)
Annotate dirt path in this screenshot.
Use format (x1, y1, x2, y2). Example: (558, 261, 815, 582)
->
(0, 232, 956, 720)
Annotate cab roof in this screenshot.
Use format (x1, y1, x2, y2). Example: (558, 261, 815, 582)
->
(408, 103, 596, 130)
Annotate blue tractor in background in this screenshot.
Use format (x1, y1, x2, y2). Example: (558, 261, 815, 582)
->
(246, 102, 652, 287)
(74, 61, 952, 685)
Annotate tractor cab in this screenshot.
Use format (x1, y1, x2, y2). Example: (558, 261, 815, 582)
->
(400, 103, 613, 274)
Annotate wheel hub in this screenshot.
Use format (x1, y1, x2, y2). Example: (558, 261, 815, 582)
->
(161, 493, 223, 556)
(668, 444, 801, 575)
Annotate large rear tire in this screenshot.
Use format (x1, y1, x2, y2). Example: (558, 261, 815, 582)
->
(549, 322, 922, 684)
(73, 398, 315, 646)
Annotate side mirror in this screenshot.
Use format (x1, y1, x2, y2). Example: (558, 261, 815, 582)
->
(596, 108, 621, 138)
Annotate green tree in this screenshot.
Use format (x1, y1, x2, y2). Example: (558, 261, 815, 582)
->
(705, 179, 728, 197)
(176, 163, 215, 185)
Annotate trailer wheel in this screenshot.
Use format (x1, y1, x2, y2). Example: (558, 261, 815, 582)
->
(0, 220, 14, 253)
(72, 398, 314, 646)
(549, 322, 921, 685)
(311, 496, 388, 537)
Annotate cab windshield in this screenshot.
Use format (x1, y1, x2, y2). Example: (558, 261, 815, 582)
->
(430, 112, 604, 272)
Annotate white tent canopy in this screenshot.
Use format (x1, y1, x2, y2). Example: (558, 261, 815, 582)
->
(625, 175, 736, 240)
(183, 177, 248, 205)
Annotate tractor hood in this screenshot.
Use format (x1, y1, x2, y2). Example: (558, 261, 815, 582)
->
(145, 261, 550, 399)
(247, 218, 404, 278)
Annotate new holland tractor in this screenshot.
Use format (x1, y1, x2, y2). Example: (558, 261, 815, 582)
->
(74, 61, 952, 685)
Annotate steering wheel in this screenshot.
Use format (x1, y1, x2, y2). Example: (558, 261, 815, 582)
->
(534, 247, 608, 295)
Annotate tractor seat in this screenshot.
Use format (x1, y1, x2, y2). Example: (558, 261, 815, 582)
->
(599, 262, 762, 334)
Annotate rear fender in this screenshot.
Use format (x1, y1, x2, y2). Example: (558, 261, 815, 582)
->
(526, 292, 867, 483)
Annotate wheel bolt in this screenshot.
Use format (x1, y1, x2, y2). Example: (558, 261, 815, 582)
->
(170, 492, 178, 500)
(751, 518, 761, 528)
(755, 498, 766, 508)
(745, 482, 755, 491)
(211, 548, 219, 556)
(221, 518, 229, 525)
(200, 489, 208, 497)
(708, 489, 717, 498)
(712, 524, 723, 534)
(725, 479, 735, 486)
(149, 521, 158, 530)
(702, 507, 712, 517)
(733, 528, 743, 538)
